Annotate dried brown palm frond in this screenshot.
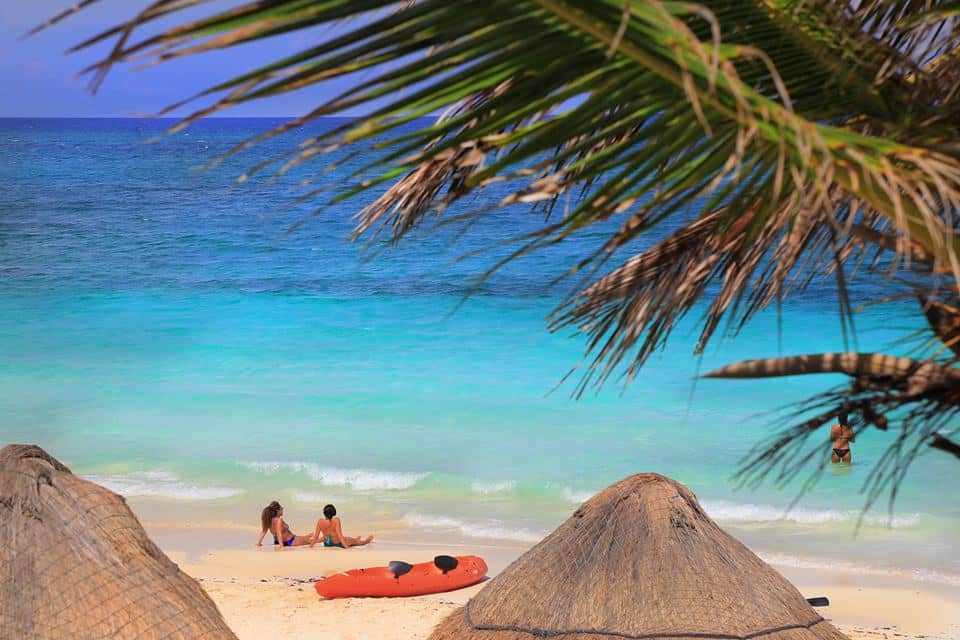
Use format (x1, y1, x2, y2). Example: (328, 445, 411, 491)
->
(352, 80, 520, 241)
(723, 370, 960, 520)
(549, 185, 885, 395)
(704, 352, 960, 395)
(918, 293, 960, 357)
(707, 341, 959, 509)
(703, 283, 960, 512)
(931, 433, 960, 459)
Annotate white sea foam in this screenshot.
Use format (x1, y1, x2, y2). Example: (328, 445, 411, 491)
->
(241, 461, 427, 491)
(559, 491, 921, 527)
(83, 471, 242, 501)
(403, 512, 546, 543)
(470, 480, 516, 494)
(561, 488, 596, 504)
(758, 552, 960, 586)
(702, 500, 922, 528)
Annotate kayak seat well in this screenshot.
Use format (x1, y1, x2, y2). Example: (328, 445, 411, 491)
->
(434, 555, 458, 574)
(388, 561, 413, 579)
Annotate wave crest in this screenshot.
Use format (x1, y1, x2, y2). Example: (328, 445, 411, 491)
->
(561, 488, 595, 504)
(758, 552, 960, 586)
(403, 512, 545, 543)
(470, 480, 516, 494)
(558, 492, 921, 528)
(702, 500, 921, 527)
(83, 471, 242, 501)
(241, 461, 427, 491)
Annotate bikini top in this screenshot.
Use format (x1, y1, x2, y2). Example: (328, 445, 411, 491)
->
(271, 517, 291, 541)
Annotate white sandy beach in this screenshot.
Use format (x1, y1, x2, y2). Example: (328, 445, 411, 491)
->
(149, 524, 960, 640)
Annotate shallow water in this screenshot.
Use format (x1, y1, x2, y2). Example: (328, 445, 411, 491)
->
(1, 118, 957, 584)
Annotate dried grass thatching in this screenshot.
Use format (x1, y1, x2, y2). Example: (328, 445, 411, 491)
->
(0, 444, 236, 640)
(430, 473, 847, 640)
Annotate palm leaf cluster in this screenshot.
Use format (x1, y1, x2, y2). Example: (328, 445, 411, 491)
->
(36, 0, 960, 508)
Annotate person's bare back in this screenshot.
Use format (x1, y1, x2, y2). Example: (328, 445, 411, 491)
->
(310, 503, 374, 549)
(830, 413, 855, 463)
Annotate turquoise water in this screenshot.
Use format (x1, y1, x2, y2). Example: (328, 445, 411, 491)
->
(1, 118, 957, 583)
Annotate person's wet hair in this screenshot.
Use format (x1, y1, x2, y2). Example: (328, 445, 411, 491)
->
(838, 412, 848, 425)
(323, 504, 337, 520)
(261, 500, 282, 531)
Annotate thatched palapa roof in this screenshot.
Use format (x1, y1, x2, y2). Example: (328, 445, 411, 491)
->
(431, 473, 847, 640)
(0, 444, 236, 639)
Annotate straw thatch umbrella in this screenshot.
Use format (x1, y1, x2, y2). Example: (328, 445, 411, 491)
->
(0, 444, 237, 639)
(431, 473, 848, 640)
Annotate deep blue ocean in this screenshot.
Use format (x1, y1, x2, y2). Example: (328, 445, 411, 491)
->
(1, 118, 956, 583)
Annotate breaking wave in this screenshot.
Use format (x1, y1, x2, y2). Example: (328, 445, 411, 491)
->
(241, 461, 428, 491)
(83, 470, 242, 501)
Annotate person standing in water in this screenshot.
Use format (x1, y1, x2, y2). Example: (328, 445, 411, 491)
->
(255, 501, 314, 549)
(310, 504, 374, 549)
(830, 413, 855, 464)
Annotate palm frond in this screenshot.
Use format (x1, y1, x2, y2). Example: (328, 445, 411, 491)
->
(931, 433, 960, 459)
(704, 352, 960, 393)
(34, 0, 960, 511)
(730, 361, 959, 518)
(918, 293, 960, 357)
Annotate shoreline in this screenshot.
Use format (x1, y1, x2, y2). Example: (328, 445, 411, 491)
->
(87, 461, 959, 586)
(127, 491, 960, 587)
(144, 522, 960, 639)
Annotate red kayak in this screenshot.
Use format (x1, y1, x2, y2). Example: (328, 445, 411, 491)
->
(315, 555, 487, 599)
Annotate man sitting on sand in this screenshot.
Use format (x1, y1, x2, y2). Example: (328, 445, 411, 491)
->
(311, 503, 374, 549)
(830, 413, 855, 464)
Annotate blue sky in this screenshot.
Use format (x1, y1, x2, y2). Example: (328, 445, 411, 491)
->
(0, 2, 372, 117)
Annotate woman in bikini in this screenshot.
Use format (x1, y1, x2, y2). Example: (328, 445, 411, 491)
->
(830, 413, 855, 464)
(310, 504, 374, 549)
(255, 501, 314, 549)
